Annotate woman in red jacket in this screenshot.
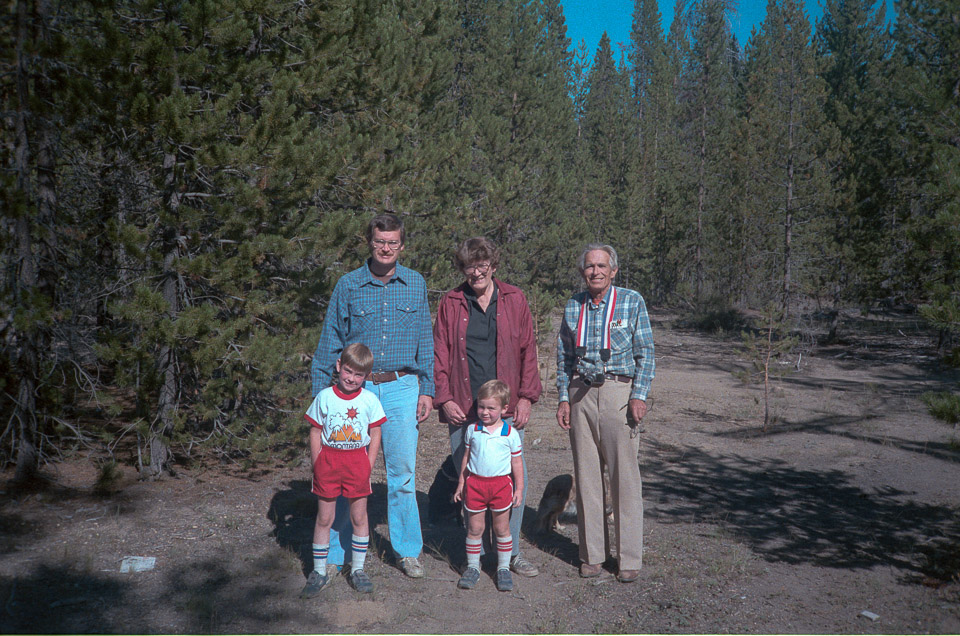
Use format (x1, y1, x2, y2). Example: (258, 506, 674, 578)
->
(433, 237, 543, 578)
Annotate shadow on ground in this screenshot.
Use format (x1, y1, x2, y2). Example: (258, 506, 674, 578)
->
(265, 478, 573, 576)
(715, 412, 960, 465)
(0, 552, 324, 634)
(643, 438, 960, 582)
(0, 566, 129, 633)
(267, 480, 392, 574)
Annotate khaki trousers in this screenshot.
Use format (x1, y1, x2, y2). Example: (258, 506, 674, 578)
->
(568, 377, 643, 570)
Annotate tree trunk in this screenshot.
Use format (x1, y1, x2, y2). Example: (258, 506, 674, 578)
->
(696, 103, 706, 305)
(763, 321, 772, 432)
(782, 81, 796, 321)
(12, 0, 39, 483)
(144, 148, 182, 480)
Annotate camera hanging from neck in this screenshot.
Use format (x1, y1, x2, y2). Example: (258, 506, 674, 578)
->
(574, 287, 618, 366)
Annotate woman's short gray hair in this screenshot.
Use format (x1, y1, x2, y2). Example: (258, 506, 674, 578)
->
(577, 243, 619, 271)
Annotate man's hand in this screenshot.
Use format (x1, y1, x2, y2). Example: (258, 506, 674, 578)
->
(417, 395, 434, 422)
(513, 397, 532, 429)
(440, 400, 467, 425)
(628, 399, 647, 426)
(556, 401, 571, 431)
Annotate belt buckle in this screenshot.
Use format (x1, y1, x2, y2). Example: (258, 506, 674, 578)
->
(373, 371, 398, 385)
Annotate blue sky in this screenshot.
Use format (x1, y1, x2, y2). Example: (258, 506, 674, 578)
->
(560, 0, 895, 60)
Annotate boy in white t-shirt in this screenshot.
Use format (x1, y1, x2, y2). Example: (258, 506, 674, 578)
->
(301, 343, 385, 598)
(454, 379, 524, 592)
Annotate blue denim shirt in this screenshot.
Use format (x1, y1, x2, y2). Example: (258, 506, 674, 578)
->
(311, 260, 435, 398)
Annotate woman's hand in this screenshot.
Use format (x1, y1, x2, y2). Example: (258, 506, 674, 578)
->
(441, 400, 468, 425)
(513, 397, 532, 429)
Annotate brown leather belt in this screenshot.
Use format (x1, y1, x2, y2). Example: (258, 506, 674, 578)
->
(370, 370, 410, 384)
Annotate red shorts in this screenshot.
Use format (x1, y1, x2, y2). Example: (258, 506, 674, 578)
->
(463, 474, 514, 513)
(312, 446, 371, 499)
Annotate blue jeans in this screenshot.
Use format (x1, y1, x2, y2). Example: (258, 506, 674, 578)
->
(449, 417, 527, 557)
(327, 373, 423, 564)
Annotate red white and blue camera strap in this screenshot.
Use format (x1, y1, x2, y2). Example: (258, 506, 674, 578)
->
(574, 286, 618, 364)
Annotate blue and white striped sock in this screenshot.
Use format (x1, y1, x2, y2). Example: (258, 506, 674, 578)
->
(312, 543, 329, 574)
(351, 534, 369, 571)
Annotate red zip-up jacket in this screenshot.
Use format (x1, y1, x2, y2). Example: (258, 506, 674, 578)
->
(433, 279, 543, 423)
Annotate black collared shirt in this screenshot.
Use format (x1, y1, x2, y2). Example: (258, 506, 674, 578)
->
(465, 284, 498, 399)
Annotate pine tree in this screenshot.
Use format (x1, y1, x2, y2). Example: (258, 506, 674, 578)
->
(440, 0, 579, 301)
(626, 0, 666, 293)
(0, 0, 74, 480)
(816, 0, 894, 313)
(893, 0, 960, 353)
(85, 0, 432, 476)
(582, 33, 634, 254)
(677, 0, 740, 305)
(743, 0, 838, 317)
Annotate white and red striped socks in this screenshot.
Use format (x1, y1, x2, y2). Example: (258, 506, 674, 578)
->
(465, 537, 482, 570)
(496, 536, 512, 571)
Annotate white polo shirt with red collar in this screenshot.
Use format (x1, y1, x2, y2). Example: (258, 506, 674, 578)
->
(464, 420, 522, 477)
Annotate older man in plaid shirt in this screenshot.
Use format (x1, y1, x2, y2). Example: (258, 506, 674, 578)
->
(556, 243, 655, 584)
(311, 213, 434, 579)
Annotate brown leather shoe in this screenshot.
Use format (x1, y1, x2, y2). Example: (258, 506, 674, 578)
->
(579, 563, 603, 578)
(618, 569, 640, 583)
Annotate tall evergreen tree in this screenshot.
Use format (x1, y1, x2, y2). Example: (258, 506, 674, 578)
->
(678, 0, 740, 304)
(892, 0, 960, 350)
(443, 0, 579, 302)
(582, 33, 633, 253)
(816, 0, 894, 311)
(627, 0, 666, 293)
(744, 0, 838, 316)
(0, 0, 73, 480)
(78, 0, 456, 476)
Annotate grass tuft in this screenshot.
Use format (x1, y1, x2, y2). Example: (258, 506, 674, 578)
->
(922, 391, 960, 425)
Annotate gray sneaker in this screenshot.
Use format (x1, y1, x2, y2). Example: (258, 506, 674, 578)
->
(457, 566, 481, 589)
(300, 570, 330, 598)
(399, 557, 424, 578)
(496, 568, 513, 592)
(510, 554, 540, 577)
(350, 568, 374, 594)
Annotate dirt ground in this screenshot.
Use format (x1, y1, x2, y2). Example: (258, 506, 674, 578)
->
(3, 308, 960, 634)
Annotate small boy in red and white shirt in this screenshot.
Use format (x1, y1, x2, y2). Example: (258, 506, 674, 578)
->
(301, 343, 385, 598)
(454, 379, 524, 592)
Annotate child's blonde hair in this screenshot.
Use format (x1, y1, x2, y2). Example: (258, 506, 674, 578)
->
(340, 342, 374, 375)
(477, 379, 510, 407)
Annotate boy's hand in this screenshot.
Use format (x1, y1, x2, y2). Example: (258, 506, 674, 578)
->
(512, 488, 523, 508)
(453, 479, 465, 503)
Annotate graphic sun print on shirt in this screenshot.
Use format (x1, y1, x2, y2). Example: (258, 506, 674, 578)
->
(328, 406, 363, 444)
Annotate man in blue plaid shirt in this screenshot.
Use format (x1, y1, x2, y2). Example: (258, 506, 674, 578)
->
(556, 243, 654, 584)
(311, 214, 434, 579)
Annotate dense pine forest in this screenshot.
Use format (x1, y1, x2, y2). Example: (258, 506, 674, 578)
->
(2, 0, 957, 481)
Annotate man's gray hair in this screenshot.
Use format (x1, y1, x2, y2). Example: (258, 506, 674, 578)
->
(577, 243, 619, 271)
